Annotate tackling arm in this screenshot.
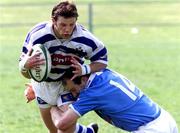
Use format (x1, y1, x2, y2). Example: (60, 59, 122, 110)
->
(70, 58, 107, 80)
(70, 35, 108, 79)
(50, 106, 79, 131)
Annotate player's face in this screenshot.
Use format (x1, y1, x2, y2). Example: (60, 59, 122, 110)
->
(64, 79, 80, 93)
(52, 16, 76, 39)
(63, 78, 86, 94)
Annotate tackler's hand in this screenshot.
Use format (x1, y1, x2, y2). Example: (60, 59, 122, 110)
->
(24, 83, 35, 103)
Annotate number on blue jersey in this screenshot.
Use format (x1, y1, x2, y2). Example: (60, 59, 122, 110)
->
(110, 72, 142, 101)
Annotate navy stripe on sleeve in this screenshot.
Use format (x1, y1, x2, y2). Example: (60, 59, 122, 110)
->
(25, 23, 47, 44)
(90, 47, 107, 62)
(22, 46, 28, 54)
(33, 34, 56, 45)
(71, 37, 97, 51)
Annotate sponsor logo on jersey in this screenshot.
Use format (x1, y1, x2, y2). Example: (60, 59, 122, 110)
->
(51, 54, 81, 66)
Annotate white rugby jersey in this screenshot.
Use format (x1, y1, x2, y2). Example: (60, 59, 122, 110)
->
(19, 21, 108, 82)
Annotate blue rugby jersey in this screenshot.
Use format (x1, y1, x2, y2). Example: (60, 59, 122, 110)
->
(19, 21, 108, 82)
(70, 69, 161, 131)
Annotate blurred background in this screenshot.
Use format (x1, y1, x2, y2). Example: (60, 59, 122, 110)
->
(0, 0, 180, 133)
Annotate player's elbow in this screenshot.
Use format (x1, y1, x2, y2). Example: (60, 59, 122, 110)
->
(55, 120, 69, 130)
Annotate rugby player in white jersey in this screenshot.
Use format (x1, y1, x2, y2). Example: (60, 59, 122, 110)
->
(19, 1, 107, 133)
(50, 67, 178, 133)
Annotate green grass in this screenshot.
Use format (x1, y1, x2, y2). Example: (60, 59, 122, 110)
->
(0, 0, 180, 133)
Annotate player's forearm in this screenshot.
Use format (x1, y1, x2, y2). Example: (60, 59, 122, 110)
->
(89, 62, 107, 73)
(51, 106, 64, 129)
(51, 106, 79, 131)
(21, 71, 31, 79)
(19, 58, 31, 79)
(19, 53, 31, 79)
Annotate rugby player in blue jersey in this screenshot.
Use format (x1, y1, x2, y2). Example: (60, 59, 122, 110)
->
(50, 68, 178, 133)
(19, 1, 107, 133)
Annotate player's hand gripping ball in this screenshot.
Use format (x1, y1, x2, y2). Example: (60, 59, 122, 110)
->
(28, 44, 51, 82)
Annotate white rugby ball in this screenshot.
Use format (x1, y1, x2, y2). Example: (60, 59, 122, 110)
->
(28, 44, 51, 82)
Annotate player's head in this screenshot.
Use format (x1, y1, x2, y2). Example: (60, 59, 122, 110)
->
(62, 67, 90, 93)
(52, 1, 78, 20)
(51, 1, 79, 39)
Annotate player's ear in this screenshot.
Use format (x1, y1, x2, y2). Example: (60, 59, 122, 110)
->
(80, 76, 88, 86)
(52, 17, 56, 25)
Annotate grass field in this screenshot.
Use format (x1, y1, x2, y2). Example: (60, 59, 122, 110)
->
(0, 0, 180, 133)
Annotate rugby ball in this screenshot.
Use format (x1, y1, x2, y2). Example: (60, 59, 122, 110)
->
(28, 44, 51, 82)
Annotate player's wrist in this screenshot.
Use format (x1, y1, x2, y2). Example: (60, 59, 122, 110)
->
(81, 64, 91, 75)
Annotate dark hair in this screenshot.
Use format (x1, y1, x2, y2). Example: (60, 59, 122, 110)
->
(62, 67, 90, 85)
(52, 1, 79, 20)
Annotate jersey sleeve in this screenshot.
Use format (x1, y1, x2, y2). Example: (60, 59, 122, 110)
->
(88, 40, 108, 65)
(19, 22, 48, 69)
(83, 36, 108, 65)
(70, 28, 108, 65)
(69, 93, 97, 116)
(18, 30, 34, 71)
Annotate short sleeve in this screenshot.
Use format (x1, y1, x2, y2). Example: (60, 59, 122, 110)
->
(69, 93, 97, 116)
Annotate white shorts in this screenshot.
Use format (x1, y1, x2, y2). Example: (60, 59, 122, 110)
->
(132, 108, 178, 133)
(31, 79, 66, 108)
